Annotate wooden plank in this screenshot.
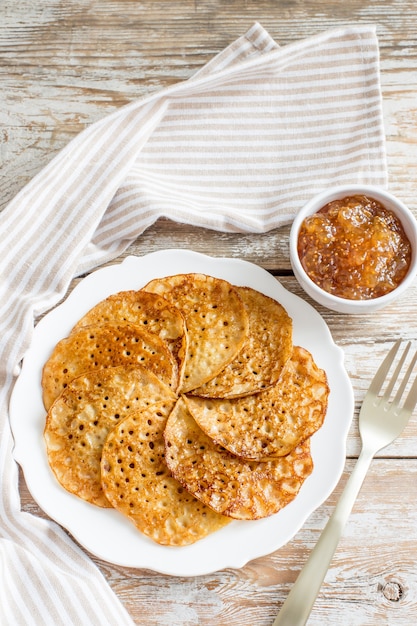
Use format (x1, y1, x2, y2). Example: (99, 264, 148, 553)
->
(19, 459, 417, 625)
(2, 1, 417, 211)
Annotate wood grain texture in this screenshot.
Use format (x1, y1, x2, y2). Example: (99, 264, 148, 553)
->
(3, 1, 417, 624)
(18, 459, 417, 625)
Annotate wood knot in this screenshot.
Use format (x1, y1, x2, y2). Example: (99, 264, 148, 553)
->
(380, 580, 404, 602)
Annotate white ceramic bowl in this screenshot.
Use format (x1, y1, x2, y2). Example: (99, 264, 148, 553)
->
(289, 184, 417, 314)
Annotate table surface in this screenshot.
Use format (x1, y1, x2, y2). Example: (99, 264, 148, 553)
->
(2, 2, 417, 624)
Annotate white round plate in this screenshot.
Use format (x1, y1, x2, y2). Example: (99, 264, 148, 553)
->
(10, 250, 354, 577)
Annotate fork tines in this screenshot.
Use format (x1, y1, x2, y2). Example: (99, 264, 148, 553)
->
(370, 339, 417, 412)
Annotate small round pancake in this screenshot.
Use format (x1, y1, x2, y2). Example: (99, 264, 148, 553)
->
(184, 346, 329, 460)
(143, 273, 249, 393)
(101, 405, 230, 546)
(164, 398, 314, 520)
(191, 286, 293, 398)
(42, 322, 178, 410)
(44, 365, 176, 507)
(71, 290, 188, 385)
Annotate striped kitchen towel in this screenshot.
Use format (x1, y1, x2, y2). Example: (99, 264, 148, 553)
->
(0, 23, 386, 624)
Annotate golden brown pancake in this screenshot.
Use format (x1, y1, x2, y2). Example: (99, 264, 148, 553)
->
(164, 398, 314, 520)
(184, 346, 329, 460)
(191, 286, 292, 398)
(101, 405, 230, 546)
(71, 290, 188, 386)
(41, 322, 178, 410)
(143, 273, 249, 393)
(44, 365, 176, 507)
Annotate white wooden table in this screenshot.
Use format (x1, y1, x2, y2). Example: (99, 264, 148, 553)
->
(2, 2, 417, 623)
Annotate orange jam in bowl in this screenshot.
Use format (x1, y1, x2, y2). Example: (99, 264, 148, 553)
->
(297, 195, 412, 300)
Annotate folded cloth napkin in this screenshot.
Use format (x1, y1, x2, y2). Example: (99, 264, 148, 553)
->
(0, 23, 386, 624)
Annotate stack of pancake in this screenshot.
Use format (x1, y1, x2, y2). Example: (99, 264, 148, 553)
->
(43, 273, 329, 546)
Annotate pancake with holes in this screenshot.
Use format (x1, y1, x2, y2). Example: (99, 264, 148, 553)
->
(101, 404, 230, 546)
(44, 365, 176, 507)
(184, 346, 329, 460)
(71, 289, 188, 386)
(41, 322, 178, 410)
(164, 398, 314, 520)
(191, 286, 293, 398)
(143, 273, 249, 393)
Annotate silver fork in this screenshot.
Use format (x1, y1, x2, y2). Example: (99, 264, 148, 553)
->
(273, 339, 417, 626)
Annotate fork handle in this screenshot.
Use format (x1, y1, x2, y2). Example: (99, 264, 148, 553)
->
(272, 446, 374, 626)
